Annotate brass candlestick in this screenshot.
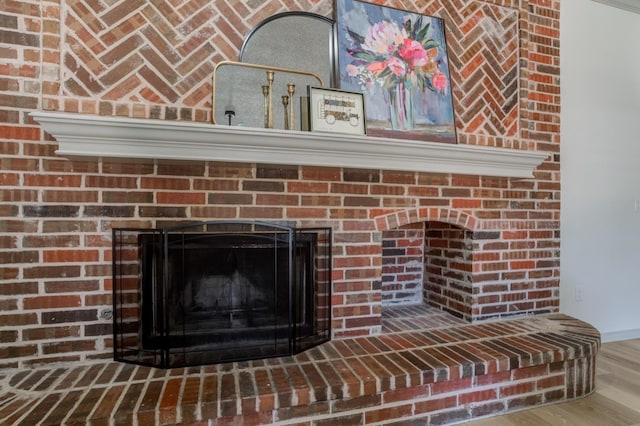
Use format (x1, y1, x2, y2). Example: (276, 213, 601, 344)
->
(287, 83, 295, 130)
(282, 96, 289, 130)
(262, 85, 269, 128)
(266, 70, 275, 128)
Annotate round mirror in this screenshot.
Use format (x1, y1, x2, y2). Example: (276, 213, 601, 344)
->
(239, 12, 336, 88)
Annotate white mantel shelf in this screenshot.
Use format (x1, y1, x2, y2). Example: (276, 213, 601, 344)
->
(31, 112, 548, 178)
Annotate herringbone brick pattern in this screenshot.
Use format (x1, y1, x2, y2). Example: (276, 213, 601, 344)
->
(58, 1, 331, 119)
(444, 1, 520, 137)
(57, 0, 521, 137)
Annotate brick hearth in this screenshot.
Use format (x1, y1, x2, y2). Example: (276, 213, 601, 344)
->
(0, 309, 599, 425)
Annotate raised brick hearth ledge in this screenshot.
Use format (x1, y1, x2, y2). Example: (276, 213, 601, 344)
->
(0, 310, 599, 425)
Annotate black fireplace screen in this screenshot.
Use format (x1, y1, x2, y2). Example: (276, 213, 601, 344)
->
(112, 221, 331, 368)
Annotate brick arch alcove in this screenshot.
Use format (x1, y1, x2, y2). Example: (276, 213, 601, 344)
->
(375, 207, 485, 321)
(374, 206, 554, 324)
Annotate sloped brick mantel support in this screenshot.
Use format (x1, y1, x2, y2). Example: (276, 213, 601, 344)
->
(32, 112, 547, 179)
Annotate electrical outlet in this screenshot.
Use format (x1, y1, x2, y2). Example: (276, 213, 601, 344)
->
(574, 286, 583, 302)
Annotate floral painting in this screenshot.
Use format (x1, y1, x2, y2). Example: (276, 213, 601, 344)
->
(335, 0, 457, 143)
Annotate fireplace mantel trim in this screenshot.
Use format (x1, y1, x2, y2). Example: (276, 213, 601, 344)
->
(32, 112, 547, 178)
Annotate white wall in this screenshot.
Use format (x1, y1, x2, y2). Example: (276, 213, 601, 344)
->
(560, 0, 640, 342)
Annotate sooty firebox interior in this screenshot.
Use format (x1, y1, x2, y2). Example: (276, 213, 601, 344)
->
(112, 221, 331, 368)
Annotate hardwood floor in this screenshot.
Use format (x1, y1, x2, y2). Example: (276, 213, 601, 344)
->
(462, 339, 640, 426)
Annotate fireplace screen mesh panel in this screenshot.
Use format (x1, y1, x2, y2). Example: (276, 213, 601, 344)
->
(112, 221, 331, 368)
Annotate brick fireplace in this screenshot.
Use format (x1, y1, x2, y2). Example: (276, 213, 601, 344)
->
(0, 0, 586, 424)
(29, 110, 552, 343)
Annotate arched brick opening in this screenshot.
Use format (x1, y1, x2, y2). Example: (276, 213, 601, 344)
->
(376, 208, 482, 321)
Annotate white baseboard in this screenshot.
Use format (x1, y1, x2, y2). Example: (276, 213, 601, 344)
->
(601, 328, 640, 343)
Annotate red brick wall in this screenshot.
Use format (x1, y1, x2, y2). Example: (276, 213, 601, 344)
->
(424, 222, 474, 319)
(382, 224, 425, 306)
(0, 0, 561, 367)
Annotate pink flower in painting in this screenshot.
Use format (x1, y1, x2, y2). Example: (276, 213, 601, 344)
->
(362, 21, 406, 55)
(398, 39, 428, 68)
(386, 57, 406, 77)
(346, 64, 360, 77)
(345, 16, 448, 97)
(432, 72, 448, 92)
(366, 61, 388, 75)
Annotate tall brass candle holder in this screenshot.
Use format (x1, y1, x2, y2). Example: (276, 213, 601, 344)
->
(266, 70, 275, 128)
(261, 85, 269, 128)
(281, 96, 289, 130)
(287, 83, 295, 130)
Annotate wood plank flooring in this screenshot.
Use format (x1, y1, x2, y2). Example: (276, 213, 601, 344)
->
(461, 338, 640, 426)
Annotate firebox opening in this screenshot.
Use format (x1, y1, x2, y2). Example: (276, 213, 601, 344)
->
(112, 221, 331, 368)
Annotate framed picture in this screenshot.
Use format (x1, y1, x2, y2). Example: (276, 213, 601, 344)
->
(308, 86, 366, 135)
(334, 0, 457, 143)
